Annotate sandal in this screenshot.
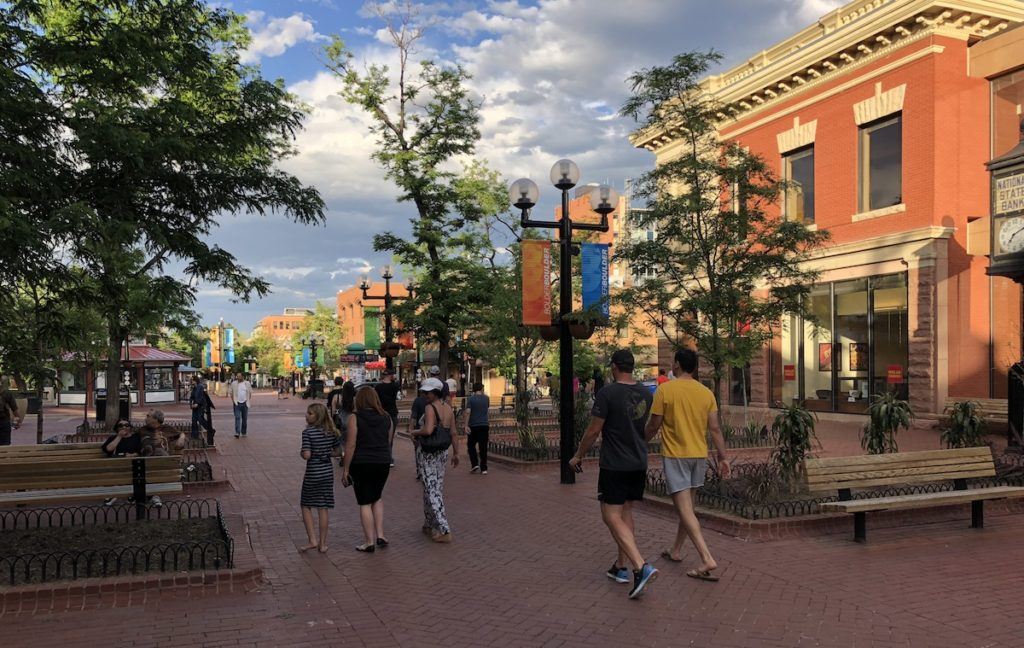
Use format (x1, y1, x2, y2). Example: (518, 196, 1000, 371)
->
(686, 568, 719, 582)
(660, 550, 683, 563)
(355, 543, 376, 553)
(298, 543, 318, 553)
(376, 537, 389, 548)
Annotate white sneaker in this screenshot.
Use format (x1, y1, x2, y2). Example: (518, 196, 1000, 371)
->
(150, 496, 163, 508)
(481, 470, 488, 475)
(470, 466, 480, 474)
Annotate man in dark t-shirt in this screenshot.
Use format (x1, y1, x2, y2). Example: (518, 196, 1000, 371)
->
(569, 349, 658, 600)
(0, 379, 23, 446)
(375, 370, 401, 466)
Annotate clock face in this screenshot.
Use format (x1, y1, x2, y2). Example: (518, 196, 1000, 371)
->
(1000, 216, 1024, 254)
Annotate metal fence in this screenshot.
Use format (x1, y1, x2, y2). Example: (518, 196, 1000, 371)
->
(0, 499, 233, 585)
(488, 440, 664, 462)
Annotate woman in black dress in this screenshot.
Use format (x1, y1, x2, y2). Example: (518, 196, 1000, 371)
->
(341, 387, 393, 552)
(299, 403, 342, 553)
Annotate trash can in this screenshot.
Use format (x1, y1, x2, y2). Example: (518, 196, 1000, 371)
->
(118, 392, 130, 421)
(95, 389, 107, 423)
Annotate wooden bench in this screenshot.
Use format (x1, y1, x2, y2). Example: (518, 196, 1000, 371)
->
(806, 447, 1024, 542)
(943, 398, 1008, 422)
(0, 446, 182, 509)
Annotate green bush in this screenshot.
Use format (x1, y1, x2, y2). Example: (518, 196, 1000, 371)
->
(770, 404, 818, 485)
(861, 391, 913, 454)
(516, 426, 548, 452)
(941, 401, 987, 449)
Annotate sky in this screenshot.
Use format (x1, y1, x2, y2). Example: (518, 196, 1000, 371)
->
(199, 0, 845, 334)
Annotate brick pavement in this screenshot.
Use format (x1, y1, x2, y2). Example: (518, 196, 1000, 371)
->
(2, 392, 1023, 647)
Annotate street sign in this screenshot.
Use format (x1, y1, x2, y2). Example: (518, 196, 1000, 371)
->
(339, 353, 380, 364)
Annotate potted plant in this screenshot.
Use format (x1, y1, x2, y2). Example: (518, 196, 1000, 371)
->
(563, 308, 604, 340)
(381, 342, 402, 358)
(770, 403, 818, 487)
(940, 401, 987, 449)
(860, 391, 913, 454)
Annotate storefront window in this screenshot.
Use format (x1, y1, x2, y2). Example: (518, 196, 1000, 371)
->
(802, 284, 833, 412)
(771, 273, 908, 413)
(61, 367, 88, 393)
(728, 364, 751, 406)
(145, 366, 174, 391)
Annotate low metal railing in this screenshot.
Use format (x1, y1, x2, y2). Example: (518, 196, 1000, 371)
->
(0, 499, 233, 585)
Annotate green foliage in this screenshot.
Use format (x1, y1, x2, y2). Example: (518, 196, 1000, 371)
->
(290, 302, 346, 375)
(861, 391, 914, 454)
(5, 0, 325, 423)
(615, 51, 830, 406)
(323, 4, 491, 378)
(516, 425, 548, 453)
(574, 393, 593, 445)
(244, 332, 285, 378)
(941, 401, 988, 449)
(770, 404, 818, 486)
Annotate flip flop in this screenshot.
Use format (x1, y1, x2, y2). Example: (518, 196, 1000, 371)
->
(298, 543, 318, 553)
(686, 569, 720, 582)
(660, 550, 683, 563)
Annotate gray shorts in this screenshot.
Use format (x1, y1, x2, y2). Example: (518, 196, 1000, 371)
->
(663, 457, 707, 494)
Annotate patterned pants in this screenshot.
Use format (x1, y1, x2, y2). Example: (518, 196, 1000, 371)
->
(420, 449, 450, 535)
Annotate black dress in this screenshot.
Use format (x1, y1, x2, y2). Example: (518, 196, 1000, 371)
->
(349, 410, 392, 506)
(300, 426, 341, 509)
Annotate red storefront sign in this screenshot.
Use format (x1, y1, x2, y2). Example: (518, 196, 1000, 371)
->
(887, 365, 904, 384)
(783, 365, 796, 381)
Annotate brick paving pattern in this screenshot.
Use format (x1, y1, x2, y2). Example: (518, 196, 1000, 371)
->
(2, 393, 1022, 647)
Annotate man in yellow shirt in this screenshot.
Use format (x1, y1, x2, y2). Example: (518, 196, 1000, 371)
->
(644, 349, 730, 582)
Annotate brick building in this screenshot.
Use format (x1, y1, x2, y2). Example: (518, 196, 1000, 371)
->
(252, 307, 313, 373)
(632, 0, 1024, 417)
(336, 283, 409, 347)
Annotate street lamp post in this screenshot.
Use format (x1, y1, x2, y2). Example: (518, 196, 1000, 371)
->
(302, 334, 325, 381)
(509, 160, 617, 485)
(360, 266, 411, 373)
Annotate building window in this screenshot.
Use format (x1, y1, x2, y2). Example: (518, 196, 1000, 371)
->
(145, 367, 174, 391)
(783, 145, 815, 224)
(771, 272, 908, 413)
(859, 114, 902, 211)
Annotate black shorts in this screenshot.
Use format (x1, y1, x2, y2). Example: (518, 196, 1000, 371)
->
(597, 468, 646, 505)
(349, 463, 391, 505)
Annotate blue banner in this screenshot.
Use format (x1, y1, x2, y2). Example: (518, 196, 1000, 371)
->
(295, 353, 304, 369)
(302, 347, 311, 368)
(581, 243, 610, 319)
(203, 341, 211, 368)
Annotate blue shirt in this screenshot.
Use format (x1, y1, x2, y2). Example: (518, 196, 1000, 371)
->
(467, 394, 489, 427)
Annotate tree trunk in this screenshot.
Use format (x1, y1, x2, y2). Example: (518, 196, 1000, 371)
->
(437, 337, 449, 382)
(104, 332, 124, 428)
(35, 334, 44, 444)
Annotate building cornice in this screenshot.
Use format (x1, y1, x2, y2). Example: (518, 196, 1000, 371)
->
(632, 0, 1024, 152)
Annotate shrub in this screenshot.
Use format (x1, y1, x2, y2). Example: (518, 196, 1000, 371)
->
(516, 426, 548, 452)
(770, 404, 817, 486)
(940, 401, 987, 449)
(861, 391, 913, 454)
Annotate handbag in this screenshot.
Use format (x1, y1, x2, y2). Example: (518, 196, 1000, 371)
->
(420, 403, 452, 454)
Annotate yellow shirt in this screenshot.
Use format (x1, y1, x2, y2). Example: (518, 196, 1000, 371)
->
(651, 378, 718, 459)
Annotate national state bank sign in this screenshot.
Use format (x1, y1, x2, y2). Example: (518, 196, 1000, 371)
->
(987, 132, 1024, 283)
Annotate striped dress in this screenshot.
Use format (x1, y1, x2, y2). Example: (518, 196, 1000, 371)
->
(300, 426, 341, 509)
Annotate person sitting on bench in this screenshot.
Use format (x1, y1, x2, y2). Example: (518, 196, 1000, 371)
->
(140, 409, 185, 456)
(102, 420, 143, 457)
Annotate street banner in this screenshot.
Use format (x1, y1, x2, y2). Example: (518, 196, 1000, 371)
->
(522, 240, 552, 326)
(209, 327, 221, 365)
(203, 340, 211, 369)
(581, 243, 610, 319)
(225, 328, 235, 364)
(302, 347, 311, 368)
(364, 306, 381, 349)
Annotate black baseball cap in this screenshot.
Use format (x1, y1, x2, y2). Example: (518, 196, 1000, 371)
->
(609, 349, 635, 371)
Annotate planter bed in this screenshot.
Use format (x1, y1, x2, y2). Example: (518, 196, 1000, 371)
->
(0, 499, 233, 586)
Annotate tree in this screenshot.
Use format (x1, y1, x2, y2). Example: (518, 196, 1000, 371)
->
(11, 0, 325, 425)
(243, 332, 285, 379)
(290, 302, 346, 377)
(616, 51, 830, 415)
(323, 1, 487, 378)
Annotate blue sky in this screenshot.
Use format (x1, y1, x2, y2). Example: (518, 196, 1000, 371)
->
(199, 0, 844, 334)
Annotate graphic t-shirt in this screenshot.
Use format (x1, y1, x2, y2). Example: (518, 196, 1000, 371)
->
(591, 382, 653, 472)
(651, 378, 718, 458)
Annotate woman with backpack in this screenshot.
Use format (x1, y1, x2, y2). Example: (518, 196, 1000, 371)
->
(331, 381, 356, 464)
(341, 387, 394, 552)
(411, 377, 460, 543)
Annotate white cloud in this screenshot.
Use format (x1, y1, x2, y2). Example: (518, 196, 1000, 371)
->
(259, 265, 318, 280)
(241, 11, 323, 64)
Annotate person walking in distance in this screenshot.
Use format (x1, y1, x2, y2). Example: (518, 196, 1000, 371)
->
(341, 388, 393, 552)
(188, 374, 207, 440)
(569, 349, 658, 600)
(644, 348, 730, 582)
(374, 369, 400, 466)
(0, 376, 24, 446)
(298, 403, 343, 554)
(412, 377, 459, 543)
(231, 372, 252, 438)
(464, 382, 490, 474)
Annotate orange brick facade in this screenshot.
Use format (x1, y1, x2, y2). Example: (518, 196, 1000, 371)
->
(633, 0, 1024, 415)
(336, 282, 409, 348)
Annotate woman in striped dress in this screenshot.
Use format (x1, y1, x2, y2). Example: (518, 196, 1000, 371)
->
(299, 403, 342, 553)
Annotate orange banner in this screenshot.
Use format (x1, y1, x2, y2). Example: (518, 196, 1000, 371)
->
(522, 240, 552, 326)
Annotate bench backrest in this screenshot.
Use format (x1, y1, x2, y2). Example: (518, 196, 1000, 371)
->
(0, 456, 182, 491)
(805, 447, 996, 492)
(0, 443, 105, 462)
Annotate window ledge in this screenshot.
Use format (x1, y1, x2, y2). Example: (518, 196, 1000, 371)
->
(805, 223, 818, 231)
(852, 203, 906, 222)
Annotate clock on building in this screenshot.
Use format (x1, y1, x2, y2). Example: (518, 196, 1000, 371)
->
(987, 125, 1024, 283)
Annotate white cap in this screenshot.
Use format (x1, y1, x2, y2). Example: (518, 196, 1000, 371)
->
(420, 377, 445, 393)
(446, 378, 458, 394)
(428, 365, 441, 375)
